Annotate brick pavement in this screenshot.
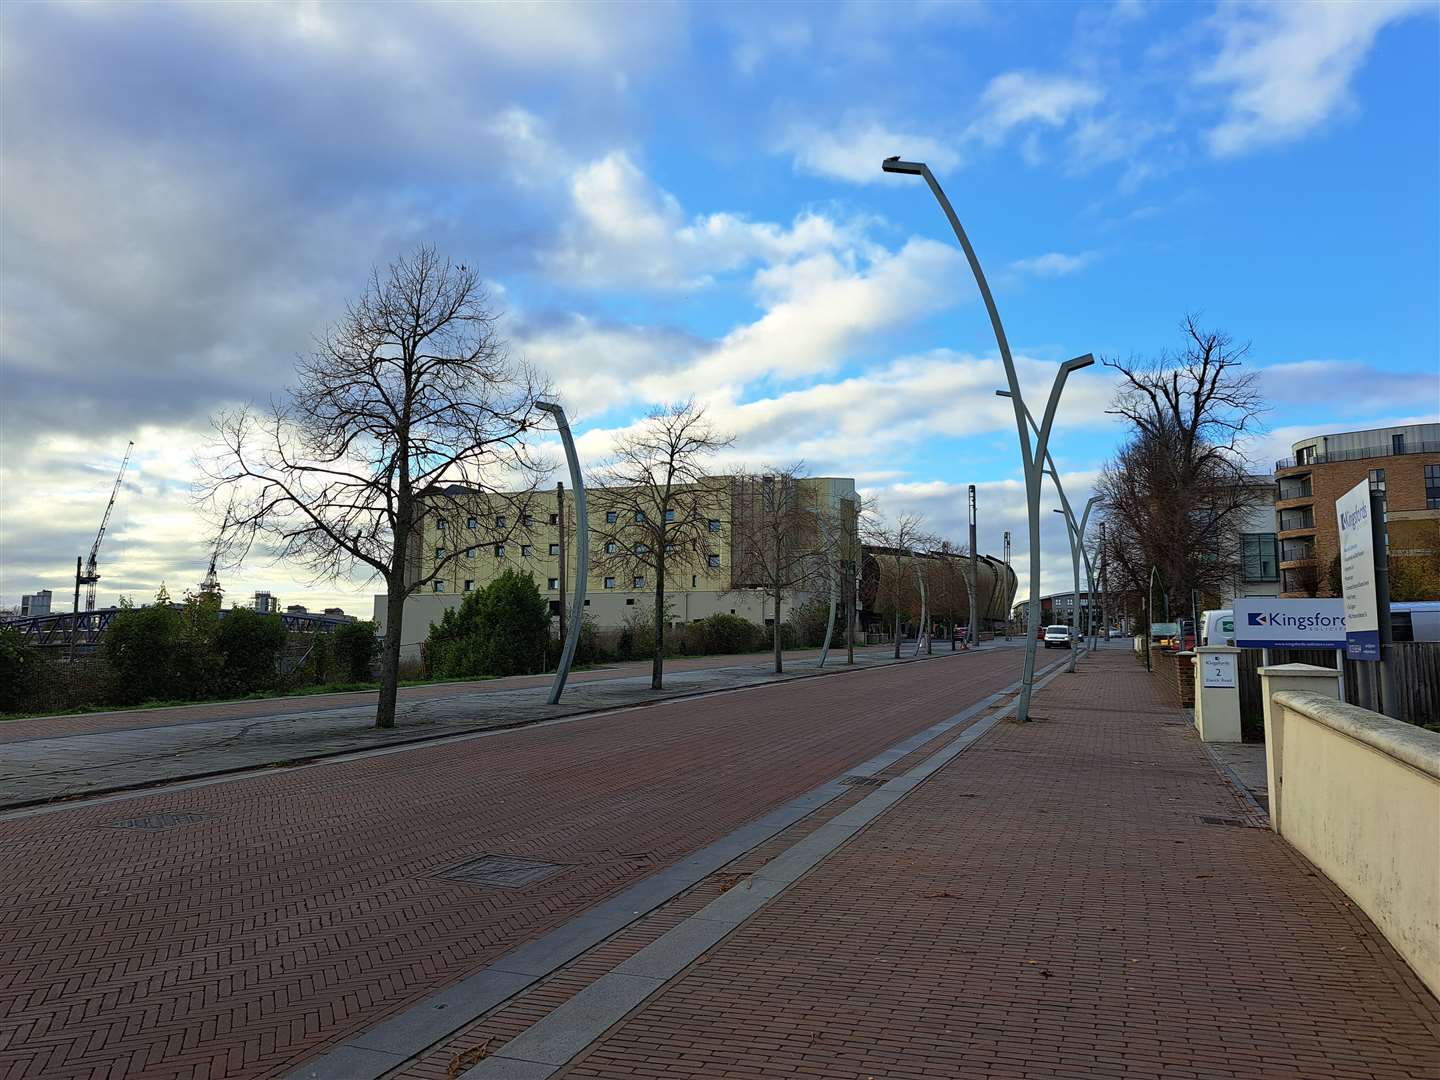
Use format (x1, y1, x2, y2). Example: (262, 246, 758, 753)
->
(0, 645, 1024, 1080)
(531, 646, 1440, 1079)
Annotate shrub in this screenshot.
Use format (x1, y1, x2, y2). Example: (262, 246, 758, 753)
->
(693, 612, 764, 655)
(786, 598, 836, 649)
(332, 620, 380, 681)
(0, 628, 47, 713)
(426, 570, 550, 678)
(214, 607, 288, 694)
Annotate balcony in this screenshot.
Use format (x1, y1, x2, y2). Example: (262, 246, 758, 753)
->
(1276, 439, 1440, 471)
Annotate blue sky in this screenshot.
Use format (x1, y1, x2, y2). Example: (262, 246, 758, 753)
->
(2, 0, 1437, 611)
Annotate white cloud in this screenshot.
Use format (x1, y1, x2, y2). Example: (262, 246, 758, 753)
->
(970, 71, 1104, 142)
(1006, 251, 1098, 279)
(1198, 0, 1427, 157)
(776, 119, 963, 184)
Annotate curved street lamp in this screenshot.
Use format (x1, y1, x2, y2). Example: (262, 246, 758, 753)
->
(535, 401, 587, 705)
(882, 155, 1092, 721)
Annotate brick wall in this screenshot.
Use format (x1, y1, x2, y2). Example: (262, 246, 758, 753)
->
(1149, 647, 1195, 708)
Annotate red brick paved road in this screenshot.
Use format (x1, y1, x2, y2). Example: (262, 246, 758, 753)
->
(0, 645, 889, 745)
(560, 648, 1440, 1080)
(0, 647, 1020, 1080)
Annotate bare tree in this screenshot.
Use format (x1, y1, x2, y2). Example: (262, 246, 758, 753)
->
(1096, 316, 1269, 619)
(198, 245, 547, 729)
(589, 401, 733, 690)
(862, 511, 933, 659)
(729, 464, 833, 673)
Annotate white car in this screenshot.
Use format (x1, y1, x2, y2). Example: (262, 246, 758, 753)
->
(1043, 624, 1074, 649)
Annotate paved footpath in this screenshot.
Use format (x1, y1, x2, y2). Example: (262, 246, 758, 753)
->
(0, 644, 928, 808)
(0, 644, 1032, 1079)
(381, 646, 1439, 1080)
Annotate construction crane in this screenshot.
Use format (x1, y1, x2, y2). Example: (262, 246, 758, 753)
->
(199, 513, 226, 599)
(76, 441, 133, 613)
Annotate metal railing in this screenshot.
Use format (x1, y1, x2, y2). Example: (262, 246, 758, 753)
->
(1275, 440, 1440, 471)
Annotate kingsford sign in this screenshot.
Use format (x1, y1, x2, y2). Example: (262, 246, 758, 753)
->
(1232, 598, 1347, 650)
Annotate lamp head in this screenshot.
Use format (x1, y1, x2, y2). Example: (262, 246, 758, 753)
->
(881, 156, 926, 176)
(995, 389, 1012, 398)
(535, 401, 562, 416)
(1062, 353, 1096, 373)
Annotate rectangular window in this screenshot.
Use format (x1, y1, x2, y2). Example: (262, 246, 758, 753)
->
(708, 519, 721, 533)
(520, 544, 533, 557)
(465, 547, 476, 559)
(1369, 468, 1386, 496)
(708, 554, 721, 568)
(633, 576, 645, 588)
(605, 510, 618, 524)
(1276, 475, 1311, 500)
(1296, 446, 1314, 465)
(435, 547, 447, 560)
(634, 542, 648, 554)
(549, 543, 560, 555)
(433, 581, 445, 593)
(463, 580, 474, 592)
(466, 517, 477, 529)
(664, 509, 675, 522)
(1426, 464, 1440, 510)
(605, 541, 619, 554)
(547, 577, 559, 590)
(634, 511, 646, 523)
(692, 575, 698, 588)
(1279, 538, 1312, 563)
(549, 513, 559, 525)
(1241, 534, 1279, 583)
(626, 598, 636, 606)
(1393, 433, 1405, 454)
(604, 577, 616, 589)
(495, 515, 507, 528)
(521, 514, 533, 526)
(1278, 506, 1314, 531)
(494, 544, 505, 557)
(437, 517, 449, 532)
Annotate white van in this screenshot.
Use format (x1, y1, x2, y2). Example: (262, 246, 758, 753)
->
(1200, 609, 1234, 646)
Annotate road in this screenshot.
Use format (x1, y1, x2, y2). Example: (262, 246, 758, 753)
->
(0, 643, 1028, 1080)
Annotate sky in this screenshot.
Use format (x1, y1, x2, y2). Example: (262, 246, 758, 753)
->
(2, 0, 1438, 615)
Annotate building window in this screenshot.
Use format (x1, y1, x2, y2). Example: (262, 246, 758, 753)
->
(633, 576, 645, 588)
(547, 577, 559, 590)
(708, 519, 722, 533)
(626, 598, 636, 606)
(466, 516, 477, 529)
(605, 510, 618, 524)
(634, 542, 648, 554)
(433, 581, 446, 593)
(435, 546, 447, 560)
(664, 509, 675, 522)
(549, 513, 559, 525)
(465, 547, 476, 558)
(521, 514, 533, 526)
(494, 544, 505, 557)
(1393, 433, 1406, 454)
(604, 577, 616, 589)
(1241, 534, 1279, 583)
(520, 544, 533, 557)
(1278, 506, 1314, 531)
(495, 515, 506, 528)
(1426, 464, 1440, 509)
(1279, 537, 1312, 563)
(437, 517, 449, 532)
(1277, 475, 1311, 500)
(708, 555, 721, 568)
(1369, 468, 1386, 498)
(692, 575, 698, 588)
(605, 541, 619, 554)
(463, 580, 475, 592)
(1296, 446, 1314, 465)
(549, 543, 560, 555)
(635, 511, 646, 523)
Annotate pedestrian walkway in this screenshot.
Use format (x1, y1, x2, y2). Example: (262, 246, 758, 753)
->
(390, 645, 1438, 1080)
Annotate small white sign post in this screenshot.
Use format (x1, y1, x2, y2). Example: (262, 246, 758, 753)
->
(1201, 651, 1236, 688)
(1193, 645, 1241, 742)
(1336, 478, 1380, 661)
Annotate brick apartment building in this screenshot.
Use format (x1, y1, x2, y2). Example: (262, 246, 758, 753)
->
(1274, 422, 1440, 597)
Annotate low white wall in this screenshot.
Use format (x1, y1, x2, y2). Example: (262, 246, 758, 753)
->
(1267, 689, 1440, 998)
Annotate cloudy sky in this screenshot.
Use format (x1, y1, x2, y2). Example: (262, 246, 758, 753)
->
(2, 0, 1437, 615)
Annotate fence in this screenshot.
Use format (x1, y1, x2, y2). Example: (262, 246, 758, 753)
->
(1238, 643, 1440, 727)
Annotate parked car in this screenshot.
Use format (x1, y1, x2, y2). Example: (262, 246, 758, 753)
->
(1043, 624, 1074, 649)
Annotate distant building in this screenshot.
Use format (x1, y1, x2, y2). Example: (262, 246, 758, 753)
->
(253, 591, 280, 615)
(322, 607, 356, 622)
(286, 604, 308, 614)
(20, 590, 52, 617)
(1274, 423, 1440, 597)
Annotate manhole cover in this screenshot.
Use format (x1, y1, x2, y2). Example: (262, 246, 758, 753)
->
(108, 812, 206, 831)
(435, 854, 565, 889)
(842, 775, 885, 787)
(1198, 815, 1246, 827)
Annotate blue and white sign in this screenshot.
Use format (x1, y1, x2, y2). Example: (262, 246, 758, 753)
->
(1336, 478, 1381, 661)
(1233, 598, 1346, 649)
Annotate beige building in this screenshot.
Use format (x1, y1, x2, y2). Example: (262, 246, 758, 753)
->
(376, 476, 859, 659)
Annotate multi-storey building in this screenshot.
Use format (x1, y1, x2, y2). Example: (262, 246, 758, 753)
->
(378, 476, 860, 658)
(1274, 423, 1440, 597)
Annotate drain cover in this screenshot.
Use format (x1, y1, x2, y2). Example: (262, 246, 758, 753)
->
(108, 812, 206, 831)
(436, 854, 564, 889)
(1199, 815, 1246, 827)
(842, 775, 886, 787)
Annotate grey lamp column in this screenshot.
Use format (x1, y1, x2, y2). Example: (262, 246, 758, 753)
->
(536, 401, 587, 705)
(883, 154, 1092, 721)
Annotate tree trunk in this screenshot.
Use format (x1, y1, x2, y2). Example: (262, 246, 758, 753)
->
(652, 569, 665, 691)
(893, 611, 901, 659)
(773, 588, 782, 673)
(377, 583, 405, 729)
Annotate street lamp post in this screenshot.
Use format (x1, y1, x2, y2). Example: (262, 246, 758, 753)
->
(536, 401, 587, 705)
(1002, 530, 1011, 641)
(883, 154, 1092, 721)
